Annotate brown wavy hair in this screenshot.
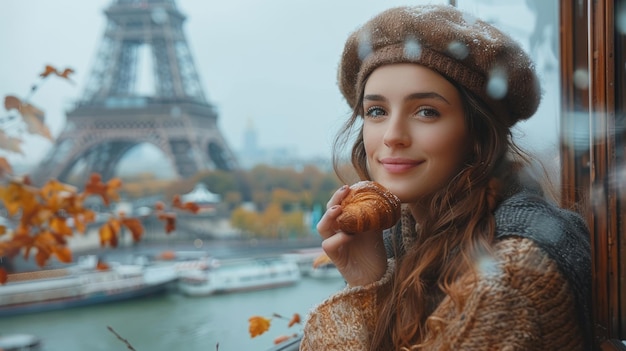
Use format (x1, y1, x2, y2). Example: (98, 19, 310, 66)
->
(332, 76, 534, 350)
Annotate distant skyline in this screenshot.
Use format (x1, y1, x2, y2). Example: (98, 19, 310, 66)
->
(0, 0, 559, 173)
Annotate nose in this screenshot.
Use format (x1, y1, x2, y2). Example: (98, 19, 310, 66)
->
(383, 114, 411, 148)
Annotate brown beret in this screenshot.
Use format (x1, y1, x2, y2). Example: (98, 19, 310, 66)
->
(339, 5, 541, 127)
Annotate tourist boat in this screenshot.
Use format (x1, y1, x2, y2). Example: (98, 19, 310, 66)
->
(0, 255, 178, 317)
(177, 257, 301, 296)
(0, 334, 42, 351)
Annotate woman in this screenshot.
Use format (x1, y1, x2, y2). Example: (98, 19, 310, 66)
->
(301, 5, 591, 351)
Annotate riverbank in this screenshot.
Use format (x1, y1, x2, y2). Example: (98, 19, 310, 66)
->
(10, 233, 324, 274)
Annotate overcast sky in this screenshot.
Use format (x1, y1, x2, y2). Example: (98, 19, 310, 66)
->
(0, 0, 558, 170)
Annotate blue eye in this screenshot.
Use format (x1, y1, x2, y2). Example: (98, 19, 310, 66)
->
(365, 106, 386, 118)
(416, 107, 440, 119)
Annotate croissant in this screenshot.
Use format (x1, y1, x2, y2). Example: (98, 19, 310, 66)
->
(337, 181, 401, 234)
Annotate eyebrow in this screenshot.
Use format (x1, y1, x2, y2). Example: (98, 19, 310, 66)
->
(363, 92, 450, 105)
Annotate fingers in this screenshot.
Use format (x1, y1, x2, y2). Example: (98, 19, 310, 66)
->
(316, 205, 342, 240)
(321, 230, 353, 258)
(325, 185, 349, 210)
(317, 185, 350, 240)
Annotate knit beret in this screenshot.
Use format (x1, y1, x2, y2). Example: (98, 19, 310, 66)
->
(339, 5, 541, 127)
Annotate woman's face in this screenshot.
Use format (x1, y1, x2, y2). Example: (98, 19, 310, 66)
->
(362, 63, 471, 203)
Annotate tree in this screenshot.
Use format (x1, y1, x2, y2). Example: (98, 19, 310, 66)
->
(0, 66, 198, 283)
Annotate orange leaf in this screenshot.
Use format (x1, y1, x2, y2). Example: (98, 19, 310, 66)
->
(172, 194, 200, 214)
(57, 68, 75, 80)
(39, 65, 75, 82)
(40, 179, 77, 200)
(35, 248, 50, 267)
(50, 217, 73, 236)
(4, 95, 21, 111)
(312, 253, 332, 268)
(0, 268, 6, 284)
(0, 181, 37, 217)
(99, 219, 120, 248)
(157, 212, 176, 234)
(274, 335, 293, 345)
(155, 201, 165, 211)
(19, 103, 52, 141)
(39, 65, 57, 78)
(84, 173, 110, 205)
(248, 316, 271, 338)
(0, 225, 6, 236)
(287, 313, 301, 328)
(0, 241, 21, 260)
(84, 174, 122, 206)
(106, 177, 122, 204)
(73, 210, 95, 234)
(96, 259, 110, 271)
(121, 218, 144, 242)
(54, 246, 73, 263)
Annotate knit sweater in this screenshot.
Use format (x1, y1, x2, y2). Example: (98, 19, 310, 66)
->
(300, 191, 592, 350)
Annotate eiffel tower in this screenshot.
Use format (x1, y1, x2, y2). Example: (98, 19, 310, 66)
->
(31, 0, 238, 186)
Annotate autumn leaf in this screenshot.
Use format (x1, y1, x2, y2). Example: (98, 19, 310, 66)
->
(172, 194, 200, 214)
(96, 259, 110, 271)
(84, 173, 107, 200)
(287, 313, 301, 328)
(105, 177, 122, 204)
(0, 180, 37, 217)
(50, 217, 73, 236)
(40, 179, 77, 200)
(34, 235, 69, 265)
(0, 240, 22, 261)
(19, 103, 52, 140)
(312, 253, 332, 268)
(99, 218, 121, 248)
(274, 335, 297, 345)
(155, 201, 165, 211)
(34, 247, 50, 267)
(39, 65, 57, 78)
(157, 212, 176, 234)
(72, 210, 96, 234)
(121, 217, 144, 242)
(4, 95, 21, 111)
(4, 95, 52, 141)
(0, 226, 6, 236)
(54, 246, 72, 263)
(57, 68, 75, 80)
(84, 173, 122, 206)
(0, 268, 6, 284)
(39, 65, 75, 82)
(248, 316, 271, 338)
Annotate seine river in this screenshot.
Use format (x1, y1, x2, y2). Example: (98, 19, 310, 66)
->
(0, 240, 345, 351)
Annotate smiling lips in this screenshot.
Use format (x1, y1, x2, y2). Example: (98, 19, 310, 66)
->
(380, 158, 423, 173)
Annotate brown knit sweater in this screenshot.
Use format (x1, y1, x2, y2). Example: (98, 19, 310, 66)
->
(300, 237, 585, 350)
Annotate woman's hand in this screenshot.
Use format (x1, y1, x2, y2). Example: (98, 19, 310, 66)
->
(316, 185, 388, 287)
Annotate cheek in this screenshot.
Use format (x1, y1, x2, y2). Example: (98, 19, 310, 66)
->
(419, 127, 470, 164)
(362, 128, 382, 155)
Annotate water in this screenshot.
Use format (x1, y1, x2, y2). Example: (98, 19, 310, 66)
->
(0, 276, 345, 350)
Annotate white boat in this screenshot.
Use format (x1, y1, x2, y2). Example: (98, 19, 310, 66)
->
(0, 334, 42, 351)
(178, 257, 301, 296)
(0, 255, 177, 317)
